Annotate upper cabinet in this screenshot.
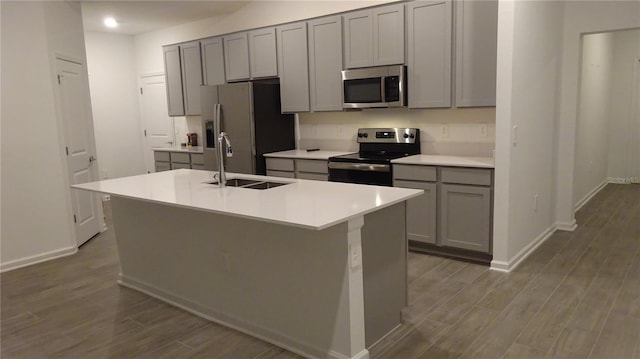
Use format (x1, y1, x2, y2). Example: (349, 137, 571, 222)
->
(343, 3, 404, 69)
(224, 33, 251, 81)
(277, 22, 310, 113)
(224, 29, 278, 82)
(201, 36, 226, 86)
(180, 41, 204, 115)
(407, 0, 453, 108)
(163, 45, 185, 116)
(454, 0, 498, 107)
(249, 28, 278, 79)
(308, 16, 343, 112)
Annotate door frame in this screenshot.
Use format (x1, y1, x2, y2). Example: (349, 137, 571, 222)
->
(138, 72, 175, 173)
(52, 53, 105, 246)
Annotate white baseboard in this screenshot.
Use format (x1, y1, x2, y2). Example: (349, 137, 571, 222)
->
(119, 275, 357, 359)
(0, 246, 77, 273)
(490, 224, 556, 272)
(555, 220, 577, 232)
(574, 179, 608, 212)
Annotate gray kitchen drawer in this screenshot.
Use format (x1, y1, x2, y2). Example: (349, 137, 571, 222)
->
(191, 153, 204, 165)
(171, 152, 191, 164)
(266, 158, 295, 172)
(154, 151, 170, 162)
(171, 162, 191, 169)
(297, 172, 328, 181)
(393, 164, 437, 182)
(155, 161, 171, 172)
(296, 159, 328, 174)
(191, 164, 206, 170)
(440, 167, 492, 186)
(267, 170, 296, 178)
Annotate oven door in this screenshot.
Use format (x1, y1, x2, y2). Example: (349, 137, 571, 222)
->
(328, 162, 392, 186)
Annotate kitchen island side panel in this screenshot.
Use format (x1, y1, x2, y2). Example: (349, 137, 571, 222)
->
(110, 196, 407, 358)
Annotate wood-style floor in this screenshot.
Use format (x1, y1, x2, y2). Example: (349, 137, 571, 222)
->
(2, 184, 639, 358)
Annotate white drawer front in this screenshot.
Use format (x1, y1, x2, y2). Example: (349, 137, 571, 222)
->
(296, 159, 328, 174)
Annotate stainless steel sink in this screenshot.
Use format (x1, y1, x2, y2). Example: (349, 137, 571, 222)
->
(206, 177, 290, 190)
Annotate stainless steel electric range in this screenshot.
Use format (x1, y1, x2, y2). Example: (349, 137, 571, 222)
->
(328, 128, 420, 186)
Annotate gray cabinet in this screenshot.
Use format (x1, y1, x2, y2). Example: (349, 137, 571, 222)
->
(180, 41, 203, 115)
(224, 32, 250, 81)
(277, 22, 310, 113)
(201, 36, 226, 86)
(407, 0, 452, 108)
(343, 3, 404, 69)
(265, 157, 329, 181)
(163, 45, 184, 116)
(454, 0, 498, 107)
(308, 16, 343, 112)
(439, 167, 492, 253)
(266, 158, 295, 178)
(249, 28, 278, 79)
(154, 151, 204, 172)
(393, 165, 437, 244)
(295, 159, 328, 181)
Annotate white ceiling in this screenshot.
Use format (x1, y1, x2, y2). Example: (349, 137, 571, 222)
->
(81, 1, 250, 35)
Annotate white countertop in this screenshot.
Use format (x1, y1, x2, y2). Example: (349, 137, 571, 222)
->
(263, 149, 355, 160)
(392, 155, 495, 168)
(154, 146, 204, 154)
(73, 169, 422, 230)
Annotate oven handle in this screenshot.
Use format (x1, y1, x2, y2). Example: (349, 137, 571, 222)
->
(328, 162, 391, 172)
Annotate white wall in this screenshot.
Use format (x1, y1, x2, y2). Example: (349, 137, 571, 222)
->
(573, 33, 614, 207)
(492, 0, 564, 270)
(298, 108, 496, 156)
(1, 1, 94, 270)
(85, 32, 145, 179)
(555, 0, 640, 227)
(608, 29, 640, 183)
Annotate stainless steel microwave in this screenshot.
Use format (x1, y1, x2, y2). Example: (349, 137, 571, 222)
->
(342, 65, 406, 109)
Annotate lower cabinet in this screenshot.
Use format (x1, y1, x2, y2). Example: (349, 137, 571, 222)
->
(265, 158, 328, 181)
(154, 151, 204, 172)
(393, 164, 493, 262)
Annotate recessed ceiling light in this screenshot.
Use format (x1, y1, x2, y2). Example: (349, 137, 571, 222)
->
(103, 17, 118, 28)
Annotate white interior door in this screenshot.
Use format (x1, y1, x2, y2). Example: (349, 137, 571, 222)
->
(140, 74, 175, 173)
(57, 58, 100, 246)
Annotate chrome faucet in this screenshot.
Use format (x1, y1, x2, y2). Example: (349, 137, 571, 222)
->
(214, 131, 233, 188)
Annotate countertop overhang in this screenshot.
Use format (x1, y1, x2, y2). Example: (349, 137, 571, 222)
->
(73, 169, 422, 230)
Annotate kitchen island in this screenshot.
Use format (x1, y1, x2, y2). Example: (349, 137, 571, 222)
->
(73, 169, 422, 359)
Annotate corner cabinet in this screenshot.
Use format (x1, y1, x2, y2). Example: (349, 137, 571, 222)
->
(454, 0, 498, 107)
(343, 3, 405, 69)
(407, 0, 452, 108)
(393, 164, 494, 263)
(308, 16, 343, 112)
(201, 36, 226, 86)
(163, 45, 185, 116)
(277, 22, 310, 113)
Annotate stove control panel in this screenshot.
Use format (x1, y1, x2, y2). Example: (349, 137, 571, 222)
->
(357, 128, 419, 144)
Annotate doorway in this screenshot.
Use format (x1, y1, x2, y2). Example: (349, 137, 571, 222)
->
(573, 29, 640, 210)
(139, 73, 175, 173)
(56, 57, 101, 246)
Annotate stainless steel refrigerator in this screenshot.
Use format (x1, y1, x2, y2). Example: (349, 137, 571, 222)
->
(201, 81, 295, 175)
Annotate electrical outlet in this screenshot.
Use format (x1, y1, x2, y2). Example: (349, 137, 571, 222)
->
(480, 124, 488, 137)
(441, 125, 449, 138)
(216, 252, 231, 274)
(349, 244, 361, 269)
(533, 194, 539, 212)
